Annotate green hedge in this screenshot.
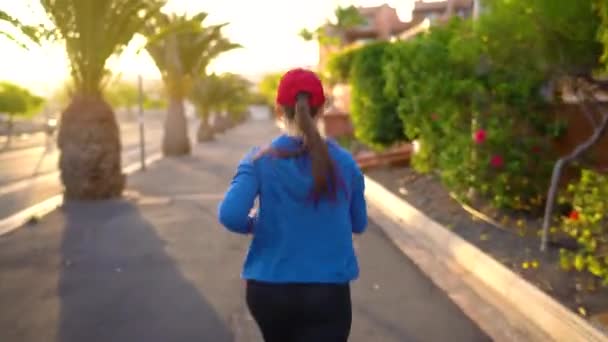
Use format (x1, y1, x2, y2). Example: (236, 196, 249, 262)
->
(336, 0, 603, 213)
(598, 0, 608, 66)
(326, 48, 358, 84)
(349, 42, 406, 149)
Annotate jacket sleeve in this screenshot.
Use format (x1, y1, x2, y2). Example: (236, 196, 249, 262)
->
(350, 163, 368, 234)
(218, 148, 260, 234)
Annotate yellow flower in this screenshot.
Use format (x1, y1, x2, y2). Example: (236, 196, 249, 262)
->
(578, 307, 587, 317)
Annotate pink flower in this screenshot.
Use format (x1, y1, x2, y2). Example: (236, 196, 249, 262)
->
(474, 129, 487, 144)
(490, 154, 504, 169)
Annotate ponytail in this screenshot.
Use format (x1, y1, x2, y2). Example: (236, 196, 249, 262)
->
(293, 92, 337, 199)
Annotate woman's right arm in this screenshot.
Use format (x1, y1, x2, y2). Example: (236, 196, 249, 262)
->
(350, 165, 367, 234)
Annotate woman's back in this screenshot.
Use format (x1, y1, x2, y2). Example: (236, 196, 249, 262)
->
(219, 135, 366, 283)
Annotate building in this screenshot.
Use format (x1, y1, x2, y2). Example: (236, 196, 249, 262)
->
(318, 4, 414, 75)
(413, 0, 474, 22)
(343, 5, 415, 44)
(399, 0, 475, 40)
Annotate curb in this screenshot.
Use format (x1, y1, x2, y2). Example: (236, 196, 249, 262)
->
(0, 152, 162, 237)
(364, 175, 608, 342)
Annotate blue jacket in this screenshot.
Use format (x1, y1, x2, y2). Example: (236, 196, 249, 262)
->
(218, 135, 367, 284)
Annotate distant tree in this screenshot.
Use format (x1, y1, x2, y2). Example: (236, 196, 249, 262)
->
(299, 5, 365, 47)
(190, 73, 251, 141)
(0, 82, 44, 147)
(104, 80, 140, 116)
(257, 72, 282, 107)
(143, 11, 240, 156)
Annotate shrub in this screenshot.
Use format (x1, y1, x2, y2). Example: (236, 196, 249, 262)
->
(384, 18, 561, 210)
(480, 0, 601, 75)
(598, 0, 608, 66)
(349, 42, 405, 149)
(257, 72, 282, 107)
(325, 47, 358, 84)
(341, 0, 602, 211)
(558, 170, 608, 284)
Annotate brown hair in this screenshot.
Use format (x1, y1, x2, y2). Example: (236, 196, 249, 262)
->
(273, 92, 338, 200)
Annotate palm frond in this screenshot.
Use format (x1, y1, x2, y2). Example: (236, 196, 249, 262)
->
(40, 0, 166, 96)
(0, 9, 41, 48)
(190, 72, 251, 117)
(143, 11, 240, 98)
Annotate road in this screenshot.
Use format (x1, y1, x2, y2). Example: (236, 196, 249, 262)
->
(0, 115, 165, 220)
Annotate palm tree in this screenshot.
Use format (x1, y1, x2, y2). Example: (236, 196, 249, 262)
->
(220, 73, 251, 127)
(40, 0, 165, 199)
(143, 12, 240, 155)
(190, 73, 250, 140)
(190, 74, 221, 142)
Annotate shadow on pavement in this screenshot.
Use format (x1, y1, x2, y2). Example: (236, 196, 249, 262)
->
(57, 200, 232, 342)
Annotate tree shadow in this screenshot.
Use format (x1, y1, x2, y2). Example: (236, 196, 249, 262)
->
(57, 200, 233, 342)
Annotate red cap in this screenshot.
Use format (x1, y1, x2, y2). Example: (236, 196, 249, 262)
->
(276, 68, 326, 108)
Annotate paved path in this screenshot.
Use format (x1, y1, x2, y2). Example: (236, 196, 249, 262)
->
(0, 119, 489, 341)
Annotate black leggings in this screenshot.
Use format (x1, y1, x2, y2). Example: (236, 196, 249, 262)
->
(246, 280, 352, 342)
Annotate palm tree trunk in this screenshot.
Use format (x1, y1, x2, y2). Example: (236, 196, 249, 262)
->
(57, 95, 125, 200)
(196, 113, 214, 142)
(162, 95, 191, 156)
(214, 110, 230, 133)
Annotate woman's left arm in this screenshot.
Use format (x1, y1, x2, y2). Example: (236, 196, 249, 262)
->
(218, 148, 260, 234)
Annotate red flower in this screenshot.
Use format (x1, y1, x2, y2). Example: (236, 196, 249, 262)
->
(569, 210, 580, 221)
(474, 129, 487, 144)
(431, 113, 439, 121)
(490, 154, 504, 168)
(531, 146, 541, 154)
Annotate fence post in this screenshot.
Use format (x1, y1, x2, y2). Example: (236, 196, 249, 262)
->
(138, 75, 146, 171)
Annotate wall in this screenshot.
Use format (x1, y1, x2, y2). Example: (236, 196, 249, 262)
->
(552, 103, 608, 185)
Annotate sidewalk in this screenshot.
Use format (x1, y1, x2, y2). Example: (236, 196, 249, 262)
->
(0, 119, 489, 342)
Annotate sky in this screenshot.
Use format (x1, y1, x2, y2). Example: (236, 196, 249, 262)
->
(0, 0, 427, 96)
